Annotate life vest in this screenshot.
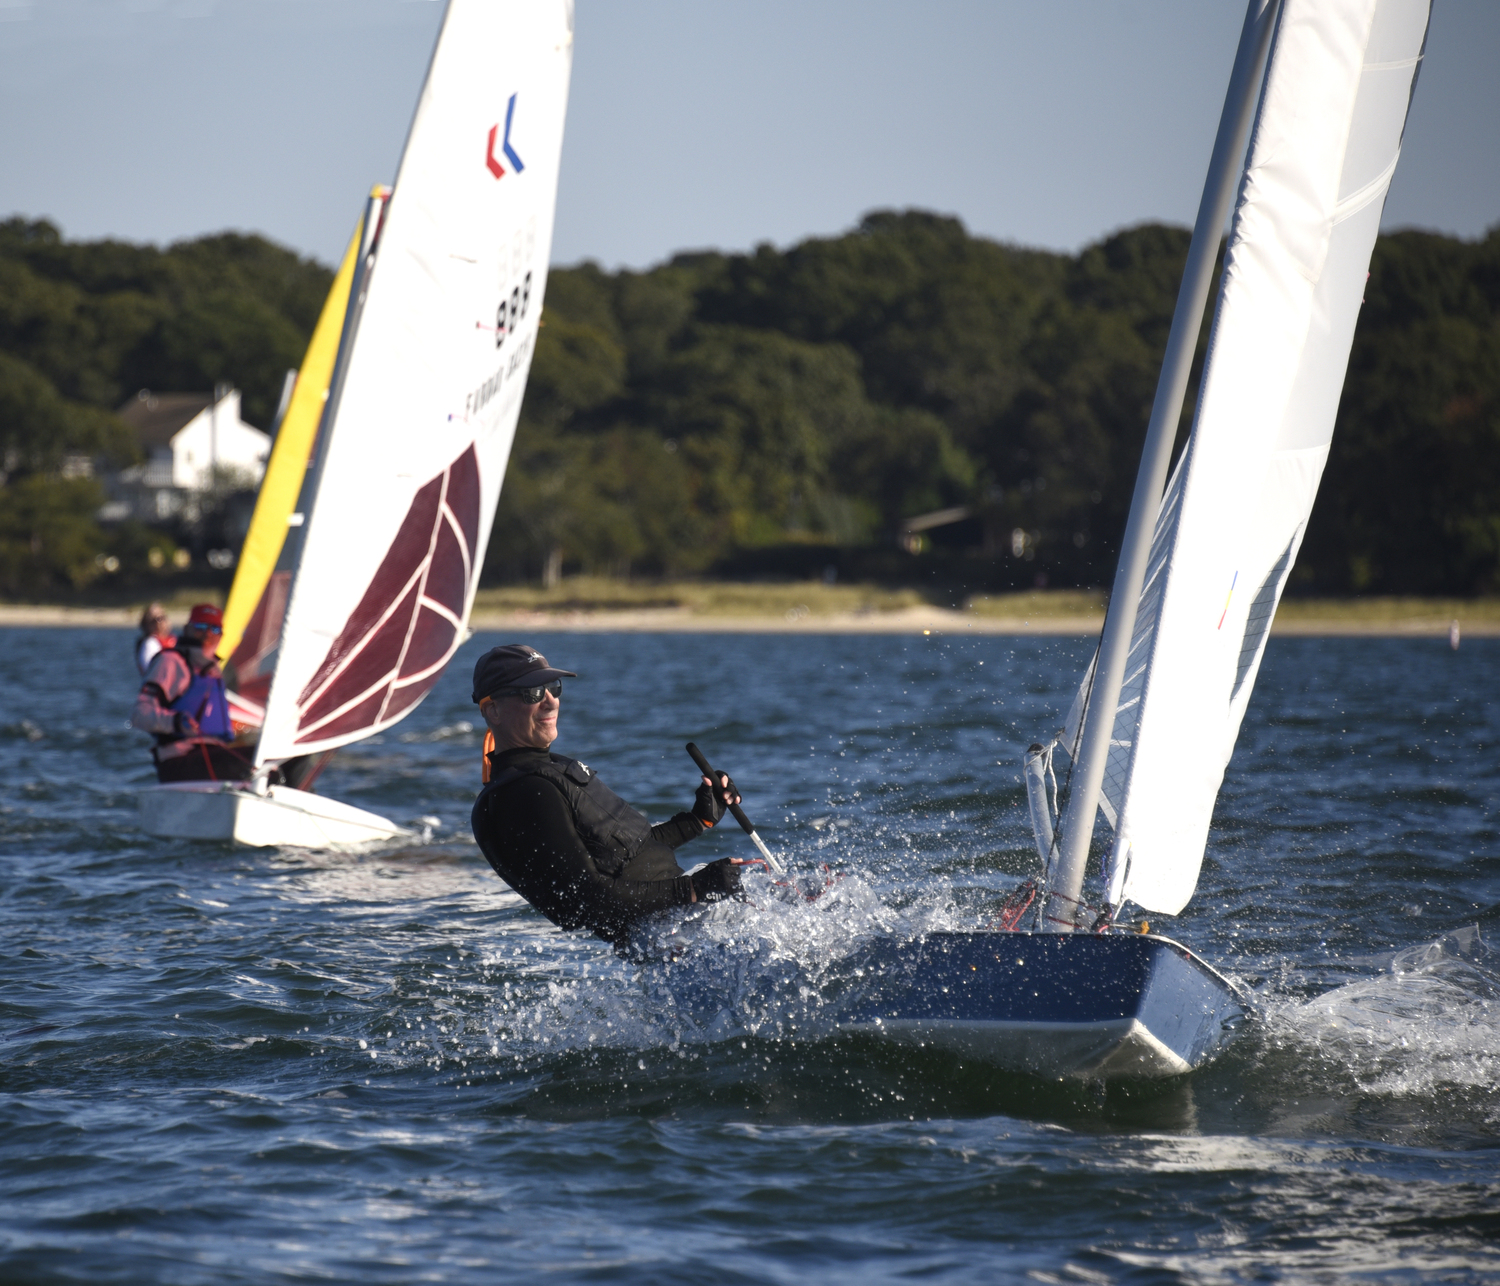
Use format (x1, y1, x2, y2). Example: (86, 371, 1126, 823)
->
(167, 650, 235, 741)
(479, 752, 653, 878)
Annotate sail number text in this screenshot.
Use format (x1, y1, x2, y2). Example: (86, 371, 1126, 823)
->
(495, 271, 532, 350)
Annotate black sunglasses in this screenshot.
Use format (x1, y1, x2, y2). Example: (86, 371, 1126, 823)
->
(492, 679, 563, 704)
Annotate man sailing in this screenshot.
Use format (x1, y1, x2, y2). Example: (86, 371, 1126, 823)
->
(469, 644, 743, 946)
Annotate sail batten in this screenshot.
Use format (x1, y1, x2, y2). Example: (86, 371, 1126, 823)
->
(1078, 0, 1431, 916)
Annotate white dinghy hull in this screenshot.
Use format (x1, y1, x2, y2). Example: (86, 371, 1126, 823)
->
(139, 782, 409, 848)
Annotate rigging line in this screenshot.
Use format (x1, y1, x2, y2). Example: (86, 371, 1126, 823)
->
(1043, 886, 1105, 933)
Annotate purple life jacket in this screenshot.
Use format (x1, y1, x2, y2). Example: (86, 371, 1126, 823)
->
(168, 653, 235, 741)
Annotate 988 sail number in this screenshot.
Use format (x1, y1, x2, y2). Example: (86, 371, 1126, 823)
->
(496, 271, 532, 350)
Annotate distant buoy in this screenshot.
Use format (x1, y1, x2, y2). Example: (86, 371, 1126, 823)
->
(1449, 620, 1461, 650)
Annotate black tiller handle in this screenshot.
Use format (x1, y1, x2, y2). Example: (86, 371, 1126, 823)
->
(686, 742, 756, 836)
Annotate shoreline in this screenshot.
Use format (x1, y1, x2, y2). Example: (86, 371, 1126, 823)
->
(2, 602, 1494, 637)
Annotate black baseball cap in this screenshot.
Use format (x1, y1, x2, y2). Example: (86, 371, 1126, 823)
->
(472, 644, 577, 703)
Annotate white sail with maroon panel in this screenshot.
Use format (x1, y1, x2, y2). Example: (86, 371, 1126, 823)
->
(255, 0, 574, 768)
(138, 0, 574, 847)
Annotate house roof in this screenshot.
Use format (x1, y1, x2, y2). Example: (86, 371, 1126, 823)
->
(117, 390, 213, 449)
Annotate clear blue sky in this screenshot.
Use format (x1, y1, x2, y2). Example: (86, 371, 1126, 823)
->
(2, 0, 1496, 270)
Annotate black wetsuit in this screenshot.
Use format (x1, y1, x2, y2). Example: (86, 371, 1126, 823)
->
(471, 746, 707, 944)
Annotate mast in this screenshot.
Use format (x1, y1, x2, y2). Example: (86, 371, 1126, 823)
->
(1042, 0, 1282, 932)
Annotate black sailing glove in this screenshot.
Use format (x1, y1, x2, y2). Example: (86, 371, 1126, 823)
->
(689, 857, 743, 903)
(691, 772, 737, 828)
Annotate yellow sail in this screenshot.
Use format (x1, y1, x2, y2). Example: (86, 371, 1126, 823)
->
(220, 214, 364, 663)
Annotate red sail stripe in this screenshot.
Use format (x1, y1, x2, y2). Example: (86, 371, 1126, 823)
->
(297, 560, 428, 718)
(298, 579, 422, 735)
(296, 477, 442, 707)
(292, 444, 481, 746)
(372, 465, 454, 724)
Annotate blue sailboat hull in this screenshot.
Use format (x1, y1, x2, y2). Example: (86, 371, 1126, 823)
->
(845, 932, 1243, 1079)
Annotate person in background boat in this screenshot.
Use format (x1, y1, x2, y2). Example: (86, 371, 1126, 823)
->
(470, 644, 743, 947)
(134, 602, 175, 676)
(131, 603, 253, 784)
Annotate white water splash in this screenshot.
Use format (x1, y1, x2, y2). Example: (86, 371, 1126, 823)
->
(461, 869, 982, 1064)
(1262, 927, 1499, 1095)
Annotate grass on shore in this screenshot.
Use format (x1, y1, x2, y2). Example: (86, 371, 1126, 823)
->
(966, 591, 1106, 618)
(6, 580, 1500, 627)
(969, 592, 1500, 624)
(1271, 596, 1500, 624)
(470, 577, 930, 618)
(472, 582, 1500, 623)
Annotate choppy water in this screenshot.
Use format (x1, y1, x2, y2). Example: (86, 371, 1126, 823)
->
(1, 627, 1497, 1283)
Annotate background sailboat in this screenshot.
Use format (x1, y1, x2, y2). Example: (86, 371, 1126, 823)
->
(139, 0, 575, 846)
(852, 0, 1432, 1077)
(218, 203, 373, 737)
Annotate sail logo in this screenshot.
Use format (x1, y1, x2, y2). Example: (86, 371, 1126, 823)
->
(485, 94, 525, 179)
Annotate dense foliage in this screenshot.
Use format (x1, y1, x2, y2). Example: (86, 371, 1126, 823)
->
(0, 217, 331, 593)
(1297, 229, 1500, 594)
(498, 215, 1500, 595)
(490, 214, 1206, 588)
(3, 211, 1499, 596)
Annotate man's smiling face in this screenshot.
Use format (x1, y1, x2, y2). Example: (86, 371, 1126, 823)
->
(481, 686, 560, 751)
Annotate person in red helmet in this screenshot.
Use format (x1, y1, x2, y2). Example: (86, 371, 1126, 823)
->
(131, 603, 252, 782)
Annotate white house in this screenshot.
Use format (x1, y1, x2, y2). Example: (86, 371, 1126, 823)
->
(104, 385, 270, 523)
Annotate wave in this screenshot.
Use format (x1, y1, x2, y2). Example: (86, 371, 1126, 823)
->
(1258, 927, 1500, 1097)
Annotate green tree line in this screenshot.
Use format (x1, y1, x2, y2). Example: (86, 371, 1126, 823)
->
(496, 211, 1500, 595)
(3, 210, 1499, 597)
(0, 216, 332, 593)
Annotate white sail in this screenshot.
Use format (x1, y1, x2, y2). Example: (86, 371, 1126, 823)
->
(1071, 0, 1430, 915)
(255, 0, 574, 764)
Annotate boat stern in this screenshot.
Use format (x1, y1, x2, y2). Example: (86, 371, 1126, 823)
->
(845, 931, 1243, 1080)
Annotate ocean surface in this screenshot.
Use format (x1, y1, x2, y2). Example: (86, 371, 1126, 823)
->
(1, 626, 1497, 1283)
